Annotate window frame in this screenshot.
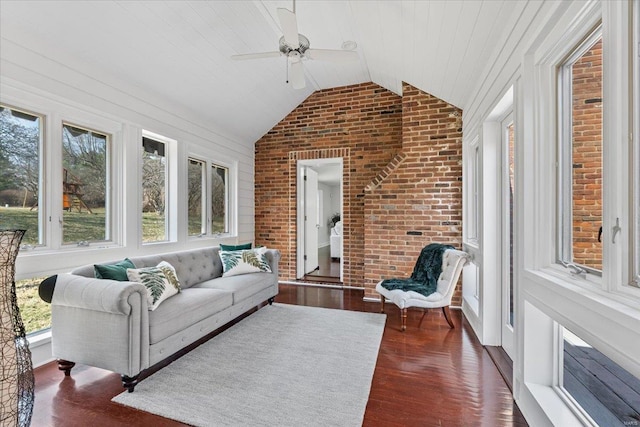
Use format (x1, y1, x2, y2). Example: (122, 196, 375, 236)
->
(187, 157, 206, 237)
(186, 151, 236, 240)
(60, 121, 112, 246)
(141, 130, 176, 245)
(556, 25, 604, 278)
(0, 103, 46, 248)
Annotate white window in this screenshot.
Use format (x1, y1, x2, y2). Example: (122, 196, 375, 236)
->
(187, 158, 205, 237)
(187, 157, 232, 237)
(61, 123, 110, 245)
(142, 136, 168, 243)
(0, 105, 44, 247)
(211, 163, 229, 234)
(557, 26, 603, 276)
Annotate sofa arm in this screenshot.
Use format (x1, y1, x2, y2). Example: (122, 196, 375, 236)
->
(52, 273, 148, 314)
(50, 273, 150, 377)
(264, 249, 281, 277)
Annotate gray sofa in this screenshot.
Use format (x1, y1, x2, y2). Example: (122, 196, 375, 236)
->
(47, 246, 280, 392)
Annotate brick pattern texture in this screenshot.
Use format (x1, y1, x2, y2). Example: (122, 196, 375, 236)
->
(255, 82, 463, 302)
(364, 83, 462, 301)
(571, 39, 602, 270)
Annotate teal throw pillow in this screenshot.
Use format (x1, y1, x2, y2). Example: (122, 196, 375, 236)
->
(220, 243, 252, 251)
(94, 258, 135, 281)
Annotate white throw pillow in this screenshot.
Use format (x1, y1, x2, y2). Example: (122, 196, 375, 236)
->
(219, 247, 272, 277)
(127, 265, 179, 311)
(157, 261, 181, 292)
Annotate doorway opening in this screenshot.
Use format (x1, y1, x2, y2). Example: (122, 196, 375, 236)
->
(296, 158, 343, 283)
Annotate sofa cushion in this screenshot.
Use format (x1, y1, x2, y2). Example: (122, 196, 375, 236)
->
(219, 243, 252, 251)
(192, 273, 273, 304)
(128, 247, 223, 289)
(148, 288, 233, 344)
(94, 258, 135, 281)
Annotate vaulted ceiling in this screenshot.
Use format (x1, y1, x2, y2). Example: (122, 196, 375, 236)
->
(0, 0, 526, 144)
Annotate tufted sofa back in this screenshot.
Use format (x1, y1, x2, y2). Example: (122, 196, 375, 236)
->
(71, 247, 223, 289)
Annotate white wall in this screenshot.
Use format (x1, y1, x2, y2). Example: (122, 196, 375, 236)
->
(1, 42, 256, 281)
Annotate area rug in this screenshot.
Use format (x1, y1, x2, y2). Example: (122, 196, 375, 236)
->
(113, 303, 386, 426)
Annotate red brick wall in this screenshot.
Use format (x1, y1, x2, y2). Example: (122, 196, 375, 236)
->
(255, 83, 403, 287)
(255, 82, 463, 303)
(571, 39, 602, 270)
(363, 83, 463, 301)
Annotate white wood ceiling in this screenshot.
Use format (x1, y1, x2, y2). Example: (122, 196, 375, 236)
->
(0, 0, 526, 145)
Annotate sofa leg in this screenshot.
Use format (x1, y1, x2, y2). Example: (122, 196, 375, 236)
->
(268, 297, 275, 305)
(122, 374, 140, 393)
(57, 359, 75, 376)
(400, 308, 407, 332)
(442, 306, 455, 329)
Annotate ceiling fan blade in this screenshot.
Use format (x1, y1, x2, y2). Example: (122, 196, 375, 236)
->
(231, 51, 281, 60)
(305, 49, 359, 62)
(289, 60, 305, 89)
(277, 8, 299, 48)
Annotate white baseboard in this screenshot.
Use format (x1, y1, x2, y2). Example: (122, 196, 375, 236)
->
(278, 280, 364, 290)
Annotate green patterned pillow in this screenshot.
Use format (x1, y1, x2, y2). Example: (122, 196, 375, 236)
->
(157, 261, 181, 292)
(126, 265, 178, 311)
(219, 247, 272, 277)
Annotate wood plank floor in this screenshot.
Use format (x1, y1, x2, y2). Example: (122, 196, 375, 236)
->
(303, 245, 341, 283)
(31, 285, 527, 426)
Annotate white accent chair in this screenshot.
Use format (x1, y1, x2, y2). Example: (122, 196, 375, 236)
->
(330, 221, 342, 259)
(375, 248, 469, 331)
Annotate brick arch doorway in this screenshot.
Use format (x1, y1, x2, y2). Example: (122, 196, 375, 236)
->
(289, 149, 350, 285)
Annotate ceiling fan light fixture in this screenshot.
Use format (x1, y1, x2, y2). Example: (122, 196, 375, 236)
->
(279, 34, 310, 55)
(341, 40, 357, 51)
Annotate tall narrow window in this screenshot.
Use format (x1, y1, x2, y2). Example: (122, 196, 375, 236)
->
(142, 137, 167, 242)
(558, 27, 603, 274)
(62, 124, 109, 244)
(211, 164, 228, 234)
(0, 105, 43, 246)
(188, 158, 205, 236)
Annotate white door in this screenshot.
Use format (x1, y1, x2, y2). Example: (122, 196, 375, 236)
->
(501, 113, 515, 359)
(304, 168, 319, 274)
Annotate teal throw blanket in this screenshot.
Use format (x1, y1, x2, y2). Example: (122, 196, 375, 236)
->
(380, 243, 454, 297)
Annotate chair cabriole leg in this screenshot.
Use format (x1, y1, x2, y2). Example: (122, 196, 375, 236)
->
(401, 308, 407, 331)
(380, 295, 385, 313)
(442, 306, 455, 328)
(418, 309, 427, 328)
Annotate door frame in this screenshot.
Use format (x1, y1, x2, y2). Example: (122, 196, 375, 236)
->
(296, 158, 343, 280)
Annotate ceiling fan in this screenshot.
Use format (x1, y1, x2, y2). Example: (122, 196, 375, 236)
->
(231, 0, 359, 89)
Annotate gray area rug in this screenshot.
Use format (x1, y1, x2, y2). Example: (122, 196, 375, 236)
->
(113, 303, 386, 426)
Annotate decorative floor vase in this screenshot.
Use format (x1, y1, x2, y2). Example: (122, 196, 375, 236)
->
(0, 230, 34, 427)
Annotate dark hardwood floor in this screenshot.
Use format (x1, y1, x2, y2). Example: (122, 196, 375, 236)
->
(31, 285, 527, 426)
(303, 245, 341, 283)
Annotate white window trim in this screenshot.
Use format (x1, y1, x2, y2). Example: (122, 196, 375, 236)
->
(187, 145, 238, 240)
(1, 93, 124, 254)
(141, 130, 177, 245)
